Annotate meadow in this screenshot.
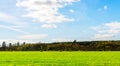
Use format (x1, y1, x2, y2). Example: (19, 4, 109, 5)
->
(0, 51, 120, 66)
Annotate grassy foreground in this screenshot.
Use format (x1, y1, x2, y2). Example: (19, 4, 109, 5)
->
(0, 51, 120, 66)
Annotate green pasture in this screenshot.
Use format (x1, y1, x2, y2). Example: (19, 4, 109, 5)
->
(0, 51, 120, 66)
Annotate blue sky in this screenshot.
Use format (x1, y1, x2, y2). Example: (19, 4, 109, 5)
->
(0, 0, 120, 44)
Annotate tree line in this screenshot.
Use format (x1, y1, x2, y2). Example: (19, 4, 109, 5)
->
(1, 40, 120, 51)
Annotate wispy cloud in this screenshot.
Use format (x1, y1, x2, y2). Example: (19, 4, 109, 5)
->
(0, 12, 28, 27)
(94, 34, 114, 39)
(93, 21, 120, 39)
(0, 12, 14, 21)
(41, 24, 57, 28)
(0, 25, 30, 34)
(52, 38, 74, 42)
(0, 12, 29, 34)
(69, 9, 75, 13)
(18, 34, 48, 40)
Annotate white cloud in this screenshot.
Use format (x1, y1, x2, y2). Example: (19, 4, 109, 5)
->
(93, 21, 120, 39)
(98, 5, 108, 11)
(18, 34, 47, 40)
(52, 38, 73, 42)
(41, 24, 57, 28)
(69, 9, 75, 13)
(105, 22, 120, 29)
(16, 0, 80, 24)
(94, 34, 114, 39)
(104, 5, 108, 10)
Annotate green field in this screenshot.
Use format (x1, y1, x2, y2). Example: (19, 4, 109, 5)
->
(0, 51, 120, 66)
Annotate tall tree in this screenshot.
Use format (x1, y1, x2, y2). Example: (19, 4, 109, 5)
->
(23, 42, 26, 45)
(17, 42, 20, 46)
(9, 43, 12, 47)
(2, 41, 6, 48)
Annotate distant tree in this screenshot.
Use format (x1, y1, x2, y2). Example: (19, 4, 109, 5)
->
(40, 46, 43, 51)
(73, 40, 77, 43)
(23, 42, 26, 45)
(2, 41, 6, 48)
(9, 43, 12, 47)
(17, 42, 20, 46)
(8, 43, 12, 51)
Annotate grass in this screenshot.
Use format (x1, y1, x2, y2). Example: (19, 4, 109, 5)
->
(0, 51, 120, 66)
